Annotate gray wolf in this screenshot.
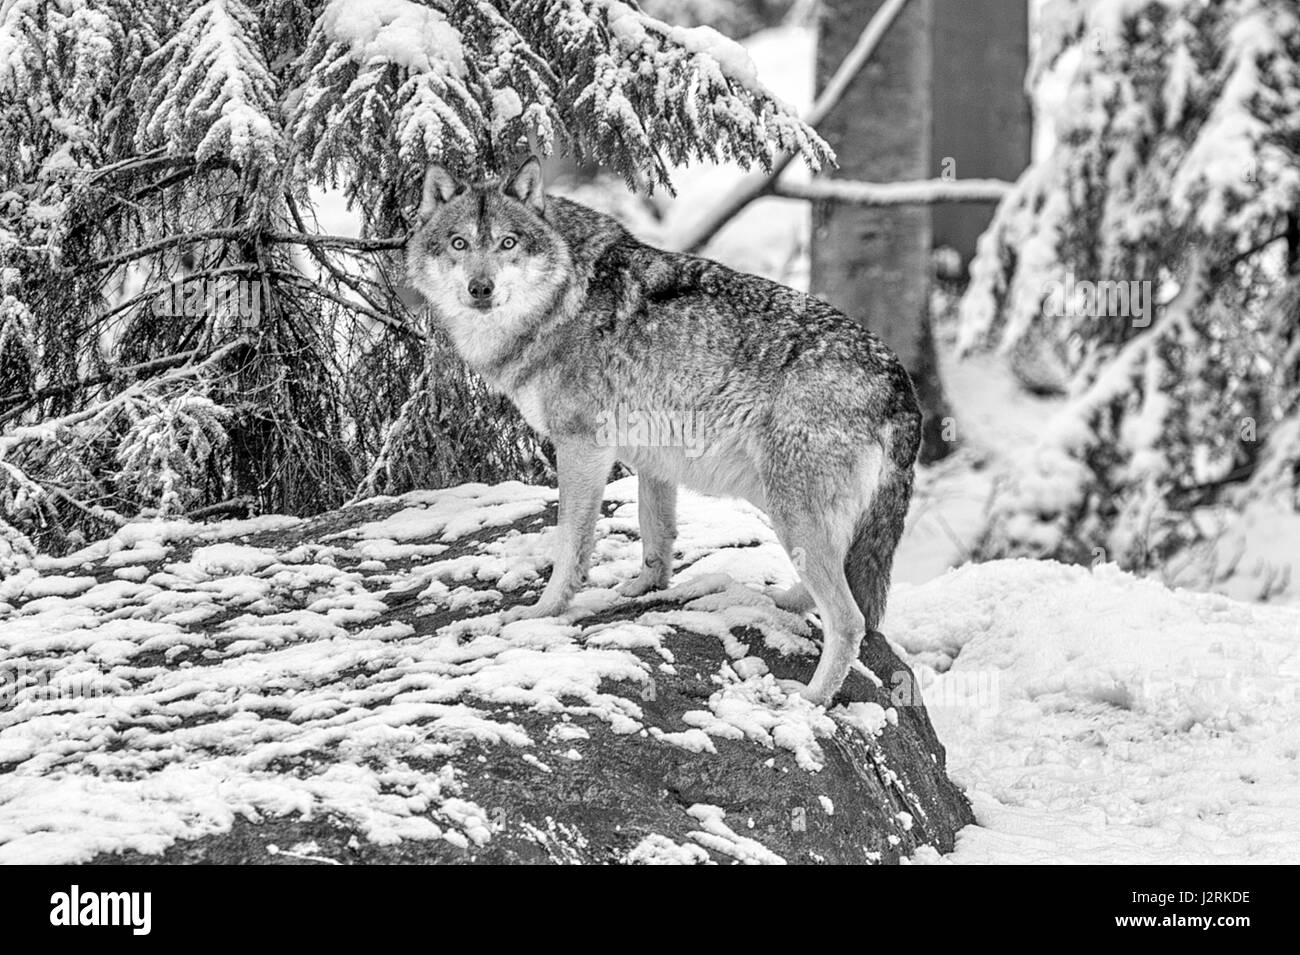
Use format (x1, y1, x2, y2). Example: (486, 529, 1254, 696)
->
(405, 158, 921, 706)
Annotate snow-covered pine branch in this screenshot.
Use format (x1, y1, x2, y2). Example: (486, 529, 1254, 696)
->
(290, 0, 487, 209)
(0, 0, 144, 179)
(0, 338, 246, 556)
(508, 0, 829, 189)
(135, 0, 282, 173)
(114, 389, 231, 516)
(290, 0, 829, 207)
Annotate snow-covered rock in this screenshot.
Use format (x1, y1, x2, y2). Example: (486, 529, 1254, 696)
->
(0, 479, 970, 865)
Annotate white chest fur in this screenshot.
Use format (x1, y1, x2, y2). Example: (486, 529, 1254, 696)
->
(510, 381, 550, 434)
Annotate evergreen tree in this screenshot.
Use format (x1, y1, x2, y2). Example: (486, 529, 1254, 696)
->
(959, 0, 1300, 570)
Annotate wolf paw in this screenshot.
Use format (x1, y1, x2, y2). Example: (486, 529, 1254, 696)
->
(501, 600, 565, 624)
(776, 678, 830, 707)
(766, 583, 816, 613)
(616, 572, 669, 599)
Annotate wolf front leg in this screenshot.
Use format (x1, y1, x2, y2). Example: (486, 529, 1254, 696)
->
(617, 474, 677, 597)
(506, 438, 615, 621)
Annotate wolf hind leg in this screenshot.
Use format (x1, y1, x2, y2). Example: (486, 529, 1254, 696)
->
(618, 473, 677, 597)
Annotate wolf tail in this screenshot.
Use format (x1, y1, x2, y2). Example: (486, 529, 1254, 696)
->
(845, 413, 920, 633)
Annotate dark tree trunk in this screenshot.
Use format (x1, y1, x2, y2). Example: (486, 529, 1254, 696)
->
(810, 0, 954, 463)
(930, 0, 1032, 267)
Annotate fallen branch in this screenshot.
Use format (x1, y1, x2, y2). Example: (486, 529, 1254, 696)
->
(186, 497, 253, 520)
(771, 176, 1013, 206)
(676, 0, 912, 252)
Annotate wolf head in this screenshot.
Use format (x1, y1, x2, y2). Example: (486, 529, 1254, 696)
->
(406, 158, 571, 369)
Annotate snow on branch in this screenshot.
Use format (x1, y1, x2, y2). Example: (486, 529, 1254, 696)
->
(961, 0, 1300, 357)
(772, 177, 1012, 206)
(0, 337, 248, 457)
(290, 0, 828, 200)
(291, 0, 487, 199)
(501, 0, 830, 189)
(957, 0, 1300, 565)
(136, 0, 282, 170)
(0, 338, 249, 552)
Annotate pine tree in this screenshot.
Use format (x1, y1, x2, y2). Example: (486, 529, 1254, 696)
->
(959, 0, 1300, 570)
(0, 0, 827, 559)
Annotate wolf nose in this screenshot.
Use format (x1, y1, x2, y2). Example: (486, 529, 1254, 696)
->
(468, 278, 494, 302)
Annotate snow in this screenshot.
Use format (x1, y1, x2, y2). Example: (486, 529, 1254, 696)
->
(5, 0, 1299, 866)
(4, 467, 1297, 863)
(684, 803, 786, 865)
(319, 0, 467, 77)
(952, 0, 1300, 594)
(890, 559, 1300, 864)
(599, 1, 762, 92)
(625, 832, 710, 865)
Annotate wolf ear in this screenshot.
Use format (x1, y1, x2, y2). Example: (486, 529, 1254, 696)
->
(503, 156, 545, 213)
(419, 165, 462, 219)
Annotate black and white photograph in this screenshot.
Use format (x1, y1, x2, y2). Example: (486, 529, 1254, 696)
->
(0, 0, 1294, 905)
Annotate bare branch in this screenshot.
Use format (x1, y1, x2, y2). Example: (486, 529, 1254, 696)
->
(771, 176, 1013, 206)
(86, 228, 249, 271)
(93, 264, 266, 332)
(186, 497, 253, 520)
(806, 0, 911, 128)
(273, 271, 426, 341)
(84, 229, 405, 274)
(283, 193, 393, 319)
(265, 231, 408, 252)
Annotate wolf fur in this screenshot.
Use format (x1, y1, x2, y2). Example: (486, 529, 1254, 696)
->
(406, 158, 922, 705)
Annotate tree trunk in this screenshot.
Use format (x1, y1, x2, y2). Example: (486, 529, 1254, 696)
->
(810, 0, 953, 463)
(931, 0, 1032, 266)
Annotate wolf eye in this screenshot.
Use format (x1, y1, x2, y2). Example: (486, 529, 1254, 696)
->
(450, 236, 468, 251)
(500, 236, 517, 250)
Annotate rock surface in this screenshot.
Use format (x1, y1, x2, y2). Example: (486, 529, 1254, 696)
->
(1, 480, 971, 864)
